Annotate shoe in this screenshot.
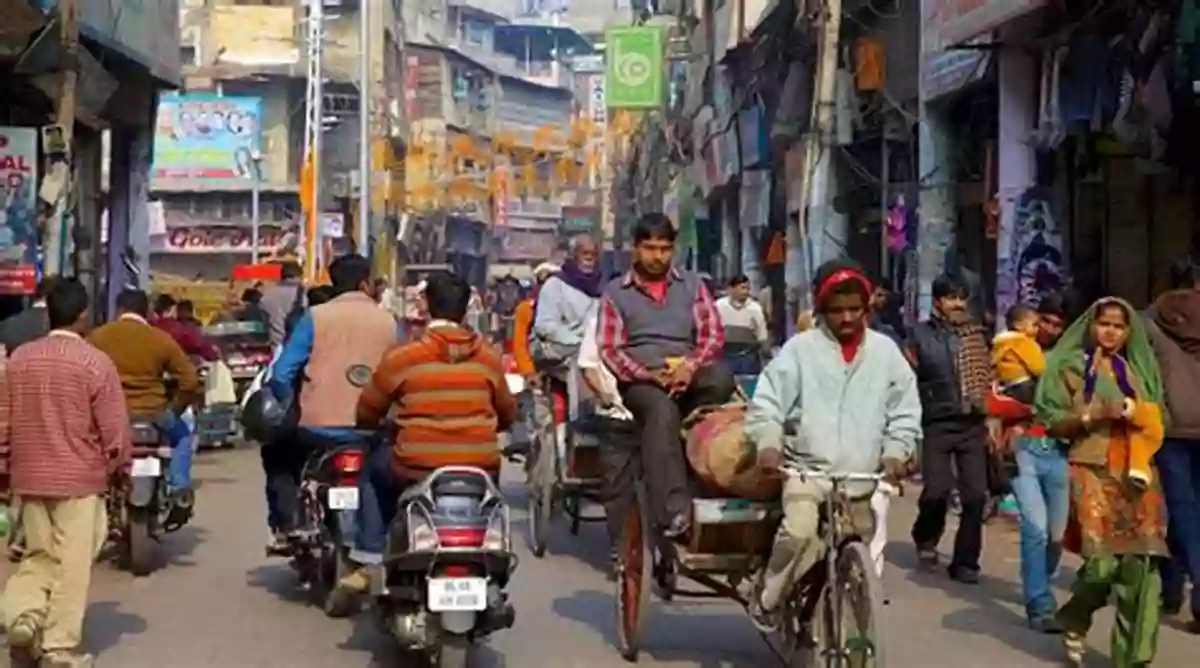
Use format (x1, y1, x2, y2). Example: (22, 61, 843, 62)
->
(265, 531, 292, 556)
(916, 545, 939, 568)
(948, 565, 980, 584)
(1162, 601, 1182, 616)
(1029, 615, 1063, 634)
(324, 567, 370, 618)
(38, 651, 94, 668)
(7, 611, 43, 649)
(747, 595, 779, 634)
(663, 513, 690, 539)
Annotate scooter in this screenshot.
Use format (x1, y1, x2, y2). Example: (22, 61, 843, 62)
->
(111, 420, 193, 576)
(370, 466, 517, 667)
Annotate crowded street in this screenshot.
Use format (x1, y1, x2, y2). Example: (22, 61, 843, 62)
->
(0, 446, 1188, 667)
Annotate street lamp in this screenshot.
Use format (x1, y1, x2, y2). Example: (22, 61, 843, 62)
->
(249, 149, 264, 263)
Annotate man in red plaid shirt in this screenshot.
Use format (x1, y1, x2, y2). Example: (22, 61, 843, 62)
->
(597, 213, 735, 538)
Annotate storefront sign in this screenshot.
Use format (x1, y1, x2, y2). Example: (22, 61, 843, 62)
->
(934, 0, 1045, 47)
(588, 75, 607, 126)
(152, 93, 262, 180)
(160, 227, 283, 254)
(0, 127, 39, 295)
(605, 26, 665, 109)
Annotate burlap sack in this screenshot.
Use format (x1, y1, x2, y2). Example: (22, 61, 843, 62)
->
(685, 403, 781, 502)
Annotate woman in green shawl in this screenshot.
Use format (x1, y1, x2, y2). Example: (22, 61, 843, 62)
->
(1034, 297, 1168, 667)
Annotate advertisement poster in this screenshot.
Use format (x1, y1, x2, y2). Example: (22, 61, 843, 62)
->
(0, 127, 39, 295)
(153, 93, 262, 180)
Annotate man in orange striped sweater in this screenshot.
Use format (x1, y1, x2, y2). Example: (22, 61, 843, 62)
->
(329, 273, 517, 605)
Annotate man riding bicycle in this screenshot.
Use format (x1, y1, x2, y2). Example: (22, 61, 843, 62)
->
(597, 213, 735, 539)
(744, 260, 921, 630)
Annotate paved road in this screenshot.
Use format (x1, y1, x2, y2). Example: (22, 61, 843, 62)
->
(1, 447, 1195, 667)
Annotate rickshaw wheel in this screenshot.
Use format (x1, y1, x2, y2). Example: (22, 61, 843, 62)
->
(834, 541, 887, 668)
(615, 483, 653, 662)
(528, 481, 553, 558)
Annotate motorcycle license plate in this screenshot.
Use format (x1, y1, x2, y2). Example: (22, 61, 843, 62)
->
(131, 457, 161, 478)
(427, 577, 488, 612)
(327, 486, 359, 510)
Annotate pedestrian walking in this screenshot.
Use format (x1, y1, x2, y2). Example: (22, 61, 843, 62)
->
(907, 273, 994, 583)
(1036, 297, 1167, 667)
(1, 278, 131, 668)
(1143, 258, 1200, 633)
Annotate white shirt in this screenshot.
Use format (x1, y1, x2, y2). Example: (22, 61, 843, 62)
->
(579, 312, 633, 421)
(715, 296, 768, 343)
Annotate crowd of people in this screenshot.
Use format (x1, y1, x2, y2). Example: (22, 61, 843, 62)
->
(0, 209, 1198, 667)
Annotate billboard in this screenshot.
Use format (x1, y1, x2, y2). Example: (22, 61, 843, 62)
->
(0, 127, 39, 295)
(153, 93, 262, 180)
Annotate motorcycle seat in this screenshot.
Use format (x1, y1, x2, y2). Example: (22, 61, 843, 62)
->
(431, 472, 489, 498)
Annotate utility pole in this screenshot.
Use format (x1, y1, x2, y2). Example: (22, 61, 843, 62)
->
(795, 0, 842, 308)
(43, 0, 79, 279)
(302, 0, 325, 280)
(358, 0, 371, 258)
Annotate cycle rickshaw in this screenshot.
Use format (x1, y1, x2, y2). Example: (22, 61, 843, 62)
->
(614, 454, 888, 667)
(525, 359, 607, 557)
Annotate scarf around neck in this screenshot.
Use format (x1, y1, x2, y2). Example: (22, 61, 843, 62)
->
(558, 260, 603, 298)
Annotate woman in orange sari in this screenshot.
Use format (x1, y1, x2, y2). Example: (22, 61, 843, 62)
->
(1034, 297, 1167, 667)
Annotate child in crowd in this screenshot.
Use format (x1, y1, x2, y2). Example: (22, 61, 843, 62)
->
(992, 303, 1047, 404)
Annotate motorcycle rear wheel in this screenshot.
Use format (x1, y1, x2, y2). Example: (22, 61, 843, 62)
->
(122, 510, 156, 577)
(434, 635, 471, 668)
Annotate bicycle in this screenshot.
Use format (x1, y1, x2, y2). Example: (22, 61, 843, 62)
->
(775, 467, 889, 668)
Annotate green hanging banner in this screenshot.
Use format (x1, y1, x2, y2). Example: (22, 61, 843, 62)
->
(605, 26, 665, 109)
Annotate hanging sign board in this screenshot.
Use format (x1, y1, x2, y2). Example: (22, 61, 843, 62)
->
(0, 127, 39, 295)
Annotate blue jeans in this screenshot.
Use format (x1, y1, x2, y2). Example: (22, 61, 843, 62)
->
(158, 411, 194, 492)
(1157, 437, 1200, 616)
(1010, 436, 1070, 621)
(353, 440, 400, 559)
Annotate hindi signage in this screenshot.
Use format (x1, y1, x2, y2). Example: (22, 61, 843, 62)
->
(0, 127, 39, 295)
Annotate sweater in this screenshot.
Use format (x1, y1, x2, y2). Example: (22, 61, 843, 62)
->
(745, 327, 921, 497)
(356, 323, 519, 480)
(991, 330, 1046, 385)
(512, 298, 536, 376)
(89, 316, 200, 416)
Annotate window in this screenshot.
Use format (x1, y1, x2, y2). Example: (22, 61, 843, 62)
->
(180, 45, 197, 67)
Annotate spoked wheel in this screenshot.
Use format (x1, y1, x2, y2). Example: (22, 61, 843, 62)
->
(615, 483, 653, 662)
(831, 542, 887, 668)
(528, 479, 553, 558)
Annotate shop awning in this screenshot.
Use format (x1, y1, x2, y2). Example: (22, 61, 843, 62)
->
(935, 0, 1047, 47)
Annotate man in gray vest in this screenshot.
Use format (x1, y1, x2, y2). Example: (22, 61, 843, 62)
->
(597, 213, 735, 538)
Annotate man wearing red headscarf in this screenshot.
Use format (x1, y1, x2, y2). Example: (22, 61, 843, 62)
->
(744, 259, 921, 631)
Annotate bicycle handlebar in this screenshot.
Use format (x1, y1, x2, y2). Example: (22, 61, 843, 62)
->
(780, 467, 886, 483)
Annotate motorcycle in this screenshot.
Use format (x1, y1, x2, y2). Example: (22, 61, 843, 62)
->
(111, 420, 193, 576)
(370, 466, 517, 667)
(266, 431, 370, 613)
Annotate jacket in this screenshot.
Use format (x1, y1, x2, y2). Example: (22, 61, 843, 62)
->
(270, 291, 398, 428)
(991, 330, 1046, 385)
(261, 280, 306, 346)
(356, 322, 518, 480)
(746, 327, 921, 497)
(1145, 295, 1200, 439)
(908, 319, 971, 424)
(533, 276, 598, 347)
(89, 316, 200, 416)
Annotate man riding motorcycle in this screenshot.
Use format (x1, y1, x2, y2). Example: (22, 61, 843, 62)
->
(267, 254, 398, 545)
(743, 260, 921, 630)
(89, 289, 201, 521)
(330, 272, 519, 612)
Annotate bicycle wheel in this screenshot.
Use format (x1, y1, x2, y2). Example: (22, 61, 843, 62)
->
(615, 483, 652, 662)
(834, 541, 887, 668)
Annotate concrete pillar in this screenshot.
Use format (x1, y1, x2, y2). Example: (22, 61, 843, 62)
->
(916, 102, 958, 319)
(106, 126, 131, 320)
(995, 45, 1038, 321)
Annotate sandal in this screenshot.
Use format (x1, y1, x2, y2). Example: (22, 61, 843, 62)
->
(1063, 631, 1085, 666)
